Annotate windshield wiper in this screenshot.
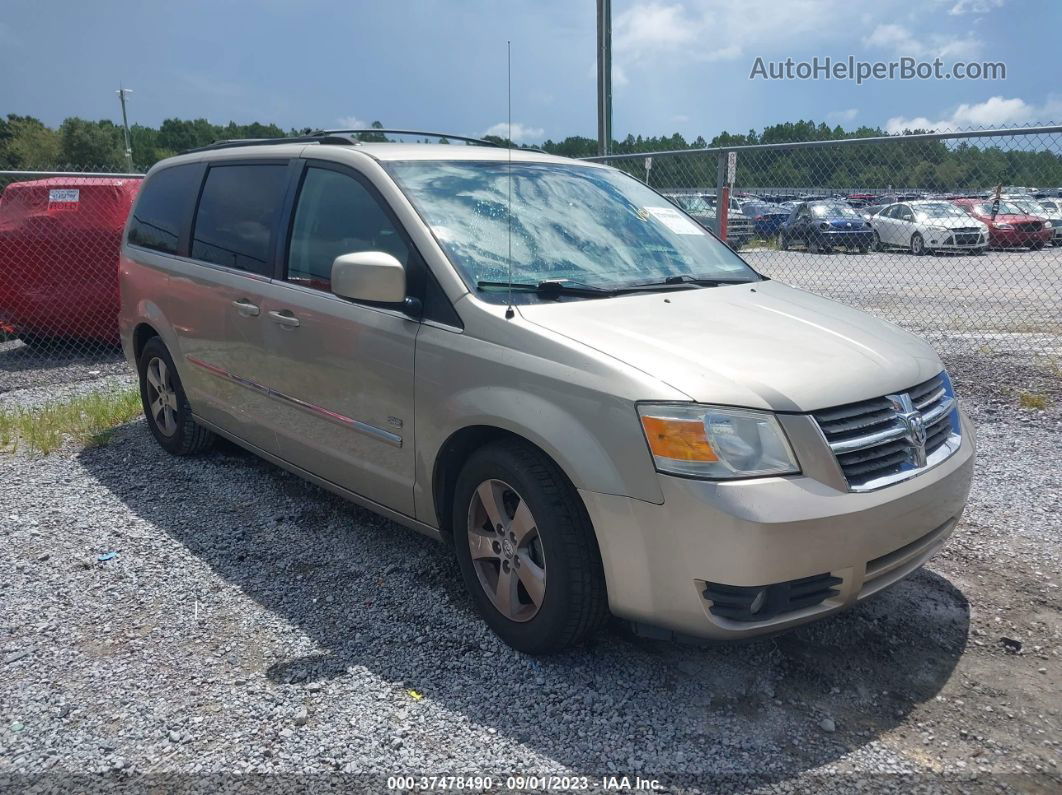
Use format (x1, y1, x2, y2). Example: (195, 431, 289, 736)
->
(613, 275, 757, 292)
(476, 279, 615, 298)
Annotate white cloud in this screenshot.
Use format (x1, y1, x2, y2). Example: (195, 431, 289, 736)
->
(827, 108, 859, 123)
(337, 115, 369, 130)
(863, 23, 982, 59)
(611, 0, 856, 67)
(613, 3, 698, 60)
(884, 95, 1062, 133)
(947, 0, 1005, 14)
(483, 122, 545, 143)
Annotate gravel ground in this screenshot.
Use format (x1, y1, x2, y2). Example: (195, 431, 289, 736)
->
(0, 340, 128, 398)
(0, 348, 1060, 794)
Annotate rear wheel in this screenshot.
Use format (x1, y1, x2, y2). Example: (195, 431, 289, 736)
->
(777, 231, 789, 251)
(452, 440, 608, 654)
(137, 337, 215, 456)
(910, 233, 926, 256)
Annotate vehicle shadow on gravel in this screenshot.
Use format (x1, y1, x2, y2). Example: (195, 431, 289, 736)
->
(79, 424, 970, 787)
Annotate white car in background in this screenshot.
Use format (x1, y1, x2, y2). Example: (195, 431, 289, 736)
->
(870, 200, 988, 255)
(1008, 195, 1062, 246)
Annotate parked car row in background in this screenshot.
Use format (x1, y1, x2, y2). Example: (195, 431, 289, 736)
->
(726, 186, 1059, 254)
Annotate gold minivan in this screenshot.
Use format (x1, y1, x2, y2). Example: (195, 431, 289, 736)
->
(119, 132, 974, 653)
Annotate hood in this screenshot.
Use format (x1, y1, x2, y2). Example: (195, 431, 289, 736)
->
(965, 209, 1039, 225)
(518, 279, 941, 412)
(823, 217, 869, 229)
(917, 216, 986, 230)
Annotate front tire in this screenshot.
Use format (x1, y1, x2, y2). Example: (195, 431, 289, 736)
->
(777, 231, 789, 251)
(137, 337, 215, 456)
(452, 440, 608, 654)
(911, 233, 926, 256)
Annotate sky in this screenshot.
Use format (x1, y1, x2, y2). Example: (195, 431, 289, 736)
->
(1, 0, 1059, 143)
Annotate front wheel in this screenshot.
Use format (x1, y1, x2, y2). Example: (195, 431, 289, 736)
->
(1030, 240, 1046, 251)
(871, 230, 882, 252)
(138, 337, 215, 455)
(452, 440, 608, 654)
(777, 231, 789, 251)
(910, 233, 926, 256)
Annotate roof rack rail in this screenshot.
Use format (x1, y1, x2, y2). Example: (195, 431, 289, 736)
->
(182, 128, 505, 155)
(314, 129, 504, 147)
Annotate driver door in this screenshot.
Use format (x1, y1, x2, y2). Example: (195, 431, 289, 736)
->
(254, 161, 421, 515)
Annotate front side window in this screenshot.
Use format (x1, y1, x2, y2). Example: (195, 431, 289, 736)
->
(128, 164, 201, 254)
(191, 164, 289, 275)
(386, 161, 757, 296)
(287, 167, 408, 291)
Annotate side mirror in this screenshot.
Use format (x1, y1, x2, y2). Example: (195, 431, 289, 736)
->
(331, 251, 406, 304)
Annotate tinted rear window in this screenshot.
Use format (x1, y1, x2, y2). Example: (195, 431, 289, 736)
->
(128, 164, 201, 254)
(191, 164, 288, 275)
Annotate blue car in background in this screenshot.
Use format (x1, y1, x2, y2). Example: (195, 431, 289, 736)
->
(778, 201, 875, 253)
(740, 200, 791, 237)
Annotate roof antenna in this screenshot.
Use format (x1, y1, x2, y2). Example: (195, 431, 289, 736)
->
(505, 40, 515, 320)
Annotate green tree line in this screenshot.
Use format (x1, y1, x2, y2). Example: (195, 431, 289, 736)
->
(2, 114, 1059, 191)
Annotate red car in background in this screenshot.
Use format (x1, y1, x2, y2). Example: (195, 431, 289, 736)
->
(950, 197, 1053, 250)
(0, 176, 141, 347)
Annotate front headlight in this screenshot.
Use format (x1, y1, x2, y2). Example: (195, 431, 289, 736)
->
(1044, 221, 1053, 229)
(638, 404, 799, 479)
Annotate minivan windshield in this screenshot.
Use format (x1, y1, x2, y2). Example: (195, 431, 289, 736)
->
(386, 161, 759, 296)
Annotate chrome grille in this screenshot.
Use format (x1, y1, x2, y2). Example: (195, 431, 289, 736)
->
(813, 373, 961, 491)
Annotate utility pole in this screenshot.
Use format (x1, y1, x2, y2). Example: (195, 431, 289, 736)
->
(596, 0, 612, 156)
(116, 86, 133, 171)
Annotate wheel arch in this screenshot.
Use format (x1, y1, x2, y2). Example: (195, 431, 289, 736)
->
(132, 321, 161, 363)
(432, 425, 584, 539)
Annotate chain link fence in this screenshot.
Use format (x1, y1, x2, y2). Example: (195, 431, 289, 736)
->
(0, 166, 143, 389)
(585, 125, 1062, 357)
(2, 128, 1061, 392)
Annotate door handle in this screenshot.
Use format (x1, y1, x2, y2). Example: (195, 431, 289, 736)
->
(232, 299, 260, 317)
(268, 310, 300, 328)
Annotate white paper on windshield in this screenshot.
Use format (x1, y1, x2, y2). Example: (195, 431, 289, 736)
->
(644, 206, 705, 235)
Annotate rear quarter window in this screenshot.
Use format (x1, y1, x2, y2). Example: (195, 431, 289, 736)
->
(127, 164, 202, 254)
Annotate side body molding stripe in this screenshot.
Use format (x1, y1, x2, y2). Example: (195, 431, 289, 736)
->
(185, 355, 402, 448)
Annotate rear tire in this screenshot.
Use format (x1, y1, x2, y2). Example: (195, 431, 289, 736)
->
(777, 232, 789, 251)
(452, 440, 608, 654)
(137, 337, 215, 456)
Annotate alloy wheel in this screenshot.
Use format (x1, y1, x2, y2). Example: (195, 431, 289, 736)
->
(145, 356, 178, 437)
(466, 479, 547, 622)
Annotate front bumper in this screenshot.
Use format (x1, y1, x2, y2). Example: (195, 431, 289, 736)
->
(581, 411, 975, 640)
(925, 230, 987, 251)
(816, 229, 875, 248)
